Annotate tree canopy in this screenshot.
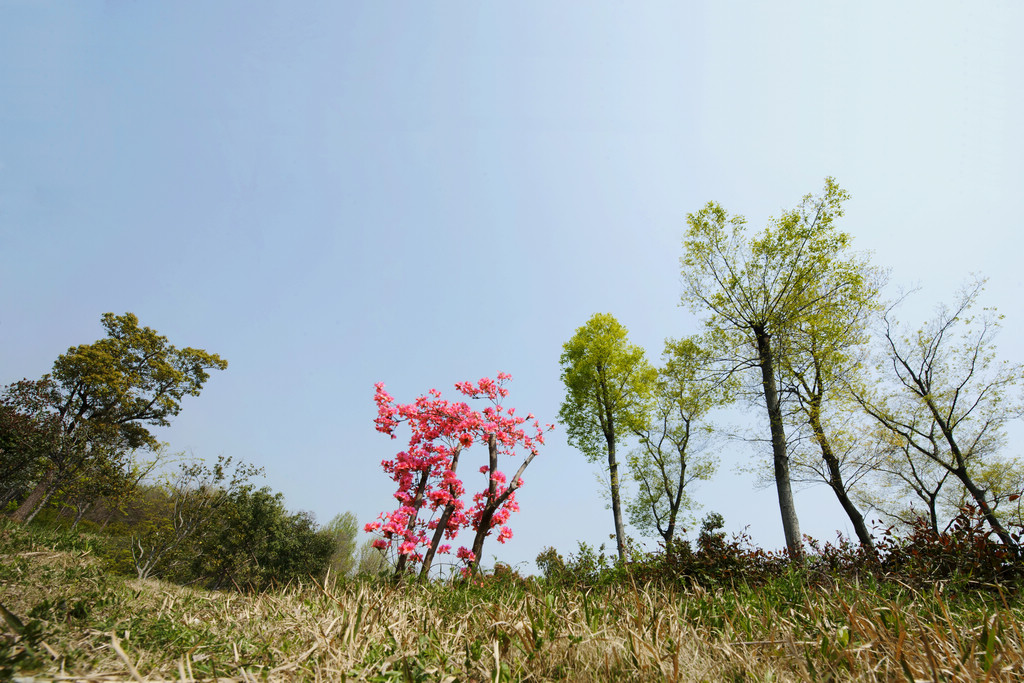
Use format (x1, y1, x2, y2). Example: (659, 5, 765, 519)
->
(559, 312, 656, 561)
(4, 312, 227, 523)
(680, 178, 872, 555)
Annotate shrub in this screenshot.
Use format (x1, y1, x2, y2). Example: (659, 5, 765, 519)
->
(875, 505, 1023, 589)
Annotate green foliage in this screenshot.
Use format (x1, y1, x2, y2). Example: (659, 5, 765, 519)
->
(558, 313, 656, 462)
(681, 178, 874, 555)
(0, 602, 48, 679)
(2, 312, 227, 524)
(322, 511, 360, 578)
(559, 312, 656, 560)
(51, 312, 228, 447)
(627, 335, 723, 545)
(681, 178, 856, 343)
(99, 455, 334, 591)
(186, 486, 334, 591)
(125, 455, 263, 581)
(623, 513, 792, 589)
(0, 402, 49, 509)
(535, 542, 617, 588)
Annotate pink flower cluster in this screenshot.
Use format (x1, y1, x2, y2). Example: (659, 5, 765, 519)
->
(365, 374, 553, 574)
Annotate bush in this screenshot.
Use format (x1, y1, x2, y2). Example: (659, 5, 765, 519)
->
(875, 505, 1023, 589)
(624, 513, 791, 588)
(182, 487, 334, 591)
(536, 542, 617, 588)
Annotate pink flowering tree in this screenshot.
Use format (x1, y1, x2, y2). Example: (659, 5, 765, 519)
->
(366, 374, 551, 578)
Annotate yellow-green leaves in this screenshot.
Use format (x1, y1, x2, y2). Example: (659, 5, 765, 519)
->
(680, 178, 875, 556)
(50, 312, 228, 449)
(558, 313, 656, 463)
(682, 178, 865, 344)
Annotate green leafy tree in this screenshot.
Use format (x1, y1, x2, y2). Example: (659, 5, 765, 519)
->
(681, 178, 867, 555)
(4, 313, 227, 524)
(855, 279, 1024, 551)
(187, 487, 334, 591)
(627, 336, 724, 548)
(559, 313, 656, 561)
(129, 456, 261, 580)
(322, 511, 360, 578)
(55, 445, 133, 529)
(0, 403, 50, 510)
(776, 262, 885, 548)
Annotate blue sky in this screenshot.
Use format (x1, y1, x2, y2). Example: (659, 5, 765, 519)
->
(2, 2, 1022, 573)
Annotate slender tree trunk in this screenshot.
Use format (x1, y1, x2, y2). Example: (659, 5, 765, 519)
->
(663, 460, 688, 548)
(71, 502, 92, 531)
(419, 502, 457, 579)
(664, 510, 678, 549)
(954, 467, 1018, 551)
(22, 486, 58, 525)
(595, 365, 628, 563)
(11, 469, 59, 523)
(469, 506, 496, 575)
(466, 435, 501, 575)
(663, 423, 691, 549)
(823, 457, 874, 550)
(754, 327, 802, 556)
(935, 426, 1019, 550)
(606, 433, 628, 562)
(464, 436, 539, 577)
(926, 495, 940, 535)
(807, 406, 874, 549)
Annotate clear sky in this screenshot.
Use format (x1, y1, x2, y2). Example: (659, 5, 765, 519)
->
(2, 2, 1022, 573)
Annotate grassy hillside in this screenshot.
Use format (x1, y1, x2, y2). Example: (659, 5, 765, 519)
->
(2, 520, 1023, 681)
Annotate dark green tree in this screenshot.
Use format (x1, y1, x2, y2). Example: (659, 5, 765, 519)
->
(0, 403, 50, 510)
(188, 487, 333, 590)
(4, 313, 227, 523)
(129, 456, 261, 580)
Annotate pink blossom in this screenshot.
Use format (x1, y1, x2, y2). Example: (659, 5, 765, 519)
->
(367, 374, 553, 571)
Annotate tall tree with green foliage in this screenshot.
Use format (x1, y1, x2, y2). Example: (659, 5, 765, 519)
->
(776, 262, 885, 549)
(323, 511, 360, 578)
(681, 178, 869, 555)
(855, 279, 1024, 551)
(4, 313, 227, 524)
(559, 313, 656, 561)
(627, 335, 723, 548)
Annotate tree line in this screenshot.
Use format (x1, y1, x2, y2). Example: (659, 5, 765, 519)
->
(0, 313, 385, 589)
(4, 178, 1021, 584)
(560, 178, 1024, 560)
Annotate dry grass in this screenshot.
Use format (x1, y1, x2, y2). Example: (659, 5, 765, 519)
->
(2, 527, 1024, 681)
